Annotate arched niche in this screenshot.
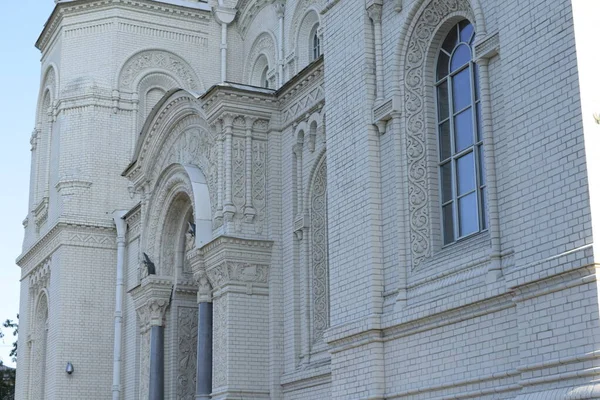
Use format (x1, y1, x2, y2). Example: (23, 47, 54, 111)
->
(117, 49, 204, 93)
(245, 32, 277, 87)
(289, 0, 323, 73)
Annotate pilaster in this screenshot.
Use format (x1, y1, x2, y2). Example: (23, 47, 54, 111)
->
(201, 236, 273, 400)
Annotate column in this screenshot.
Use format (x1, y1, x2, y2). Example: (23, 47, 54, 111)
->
(244, 117, 256, 221)
(223, 114, 235, 221)
(149, 325, 165, 400)
(274, 1, 285, 87)
(130, 277, 171, 400)
(367, 1, 384, 101)
(188, 249, 213, 400)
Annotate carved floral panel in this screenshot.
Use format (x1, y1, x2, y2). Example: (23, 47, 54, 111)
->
(177, 307, 198, 400)
(310, 157, 329, 344)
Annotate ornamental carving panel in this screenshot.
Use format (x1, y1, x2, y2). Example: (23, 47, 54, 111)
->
(232, 137, 246, 231)
(404, 0, 474, 268)
(139, 331, 151, 400)
(213, 297, 227, 388)
(206, 262, 269, 289)
(177, 307, 198, 400)
(252, 140, 267, 234)
(310, 157, 329, 344)
(119, 50, 200, 91)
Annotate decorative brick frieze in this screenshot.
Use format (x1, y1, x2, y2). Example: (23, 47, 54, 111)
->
(200, 235, 273, 294)
(36, 0, 211, 52)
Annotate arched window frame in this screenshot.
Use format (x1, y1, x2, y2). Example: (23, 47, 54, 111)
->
(435, 20, 487, 246)
(310, 24, 321, 62)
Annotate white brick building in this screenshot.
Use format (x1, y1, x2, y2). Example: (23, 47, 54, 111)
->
(15, 0, 600, 399)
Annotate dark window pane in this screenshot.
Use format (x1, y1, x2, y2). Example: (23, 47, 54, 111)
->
(442, 25, 458, 53)
(457, 152, 476, 195)
(440, 162, 453, 203)
(459, 20, 474, 43)
(437, 81, 449, 120)
(474, 64, 481, 100)
(437, 52, 449, 80)
(480, 187, 487, 229)
(443, 204, 455, 244)
(458, 192, 478, 237)
(452, 68, 472, 111)
(450, 44, 471, 72)
(454, 108, 474, 152)
(476, 102, 483, 141)
(478, 145, 486, 185)
(439, 121, 451, 160)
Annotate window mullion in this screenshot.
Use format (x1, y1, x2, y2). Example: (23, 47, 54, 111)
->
(447, 74, 460, 242)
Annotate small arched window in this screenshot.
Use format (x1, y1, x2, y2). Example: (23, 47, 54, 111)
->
(436, 20, 486, 245)
(310, 25, 321, 61)
(261, 66, 269, 88)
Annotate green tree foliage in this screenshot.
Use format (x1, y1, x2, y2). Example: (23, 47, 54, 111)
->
(2, 316, 18, 364)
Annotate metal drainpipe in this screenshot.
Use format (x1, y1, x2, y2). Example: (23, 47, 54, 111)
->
(112, 210, 127, 400)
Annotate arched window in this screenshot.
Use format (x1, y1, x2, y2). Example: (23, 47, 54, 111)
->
(261, 66, 269, 88)
(310, 25, 321, 61)
(436, 20, 486, 245)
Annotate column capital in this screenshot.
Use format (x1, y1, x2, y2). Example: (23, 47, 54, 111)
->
(130, 276, 172, 331)
(187, 248, 213, 303)
(366, 1, 383, 24)
(273, 0, 285, 18)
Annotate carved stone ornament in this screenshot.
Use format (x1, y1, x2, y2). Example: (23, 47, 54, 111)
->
(200, 236, 273, 291)
(310, 156, 329, 344)
(404, 0, 475, 269)
(119, 50, 201, 91)
(206, 262, 269, 290)
(212, 296, 227, 388)
(186, 248, 213, 303)
(130, 276, 172, 331)
(176, 307, 198, 400)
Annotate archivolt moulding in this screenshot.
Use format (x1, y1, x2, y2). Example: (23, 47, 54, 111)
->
(144, 164, 213, 277)
(245, 31, 277, 86)
(117, 49, 203, 93)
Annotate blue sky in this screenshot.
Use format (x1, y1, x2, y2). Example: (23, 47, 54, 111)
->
(0, 0, 56, 367)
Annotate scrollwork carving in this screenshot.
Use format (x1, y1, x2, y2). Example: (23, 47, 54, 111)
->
(310, 157, 329, 344)
(404, 0, 474, 268)
(232, 137, 246, 232)
(119, 50, 201, 91)
(139, 331, 151, 400)
(206, 261, 269, 290)
(177, 307, 198, 400)
(252, 140, 267, 234)
(213, 297, 227, 387)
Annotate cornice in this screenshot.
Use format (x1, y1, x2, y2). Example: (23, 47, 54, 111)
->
(17, 219, 116, 272)
(276, 56, 324, 104)
(201, 82, 277, 125)
(37, 0, 212, 52)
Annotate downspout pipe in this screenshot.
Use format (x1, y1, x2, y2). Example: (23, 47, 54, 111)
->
(213, 7, 237, 83)
(112, 210, 128, 400)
